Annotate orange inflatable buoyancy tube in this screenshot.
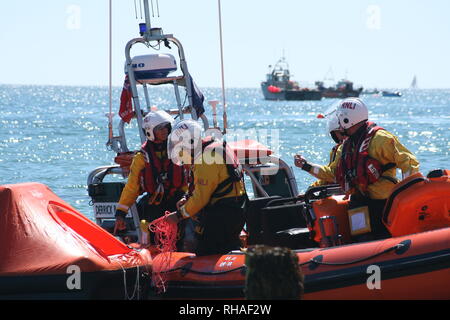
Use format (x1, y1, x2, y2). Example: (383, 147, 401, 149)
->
(148, 225, 450, 300)
(428, 169, 450, 181)
(383, 171, 450, 237)
(311, 195, 351, 246)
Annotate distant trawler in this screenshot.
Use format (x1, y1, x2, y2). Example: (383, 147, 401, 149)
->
(315, 79, 363, 99)
(261, 57, 322, 101)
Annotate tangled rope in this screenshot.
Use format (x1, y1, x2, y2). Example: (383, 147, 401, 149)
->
(148, 211, 179, 293)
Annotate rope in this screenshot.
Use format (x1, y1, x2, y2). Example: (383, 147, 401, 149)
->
(148, 211, 179, 293)
(117, 260, 141, 300)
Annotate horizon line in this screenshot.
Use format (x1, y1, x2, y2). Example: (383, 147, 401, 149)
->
(0, 82, 448, 90)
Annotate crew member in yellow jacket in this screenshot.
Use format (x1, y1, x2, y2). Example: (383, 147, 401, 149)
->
(114, 111, 187, 236)
(332, 98, 420, 241)
(294, 110, 345, 188)
(161, 120, 247, 256)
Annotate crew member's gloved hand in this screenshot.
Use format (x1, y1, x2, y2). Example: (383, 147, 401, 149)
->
(114, 210, 127, 235)
(164, 211, 182, 226)
(294, 154, 312, 172)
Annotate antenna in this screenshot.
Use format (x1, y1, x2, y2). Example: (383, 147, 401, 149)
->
(217, 0, 227, 134)
(106, 0, 114, 148)
(143, 0, 152, 33)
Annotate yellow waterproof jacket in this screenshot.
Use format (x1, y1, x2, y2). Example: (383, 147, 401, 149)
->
(309, 145, 342, 187)
(179, 148, 246, 219)
(116, 150, 187, 213)
(116, 152, 145, 213)
(314, 129, 419, 200)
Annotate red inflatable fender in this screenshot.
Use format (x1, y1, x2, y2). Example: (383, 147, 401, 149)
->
(267, 85, 282, 93)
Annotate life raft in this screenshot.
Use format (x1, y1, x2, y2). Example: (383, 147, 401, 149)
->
(0, 183, 152, 299)
(146, 169, 450, 300)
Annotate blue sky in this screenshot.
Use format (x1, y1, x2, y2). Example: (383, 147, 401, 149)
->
(1, 0, 449, 89)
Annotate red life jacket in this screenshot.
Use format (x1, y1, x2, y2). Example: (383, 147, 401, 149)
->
(336, 122, 396, 194)
(139, 141, 186, 197)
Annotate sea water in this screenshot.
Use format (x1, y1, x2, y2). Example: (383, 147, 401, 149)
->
(0, 84, 449, 220)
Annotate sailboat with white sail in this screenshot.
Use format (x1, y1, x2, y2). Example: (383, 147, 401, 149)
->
(410, 75, 418, 89)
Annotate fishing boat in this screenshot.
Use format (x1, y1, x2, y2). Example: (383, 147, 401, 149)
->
(315, 79, 364, 99)
(2, 1, 450, 301)
(260, 57, 322, 101)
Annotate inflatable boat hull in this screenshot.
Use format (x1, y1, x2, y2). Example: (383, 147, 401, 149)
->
(149, 226, 450, 300)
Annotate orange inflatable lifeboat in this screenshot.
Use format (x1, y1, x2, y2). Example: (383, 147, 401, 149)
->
(147, 227, 450, 300)
(143, 170, 450, 300)
(0, 183, 152, 299)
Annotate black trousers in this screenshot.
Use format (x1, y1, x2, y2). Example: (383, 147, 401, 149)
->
(349, 193, 391, 241)
(193, 196, 247, 256)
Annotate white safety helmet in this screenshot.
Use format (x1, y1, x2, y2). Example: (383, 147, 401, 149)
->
(167, 119, 203, 165)
(335, 98, 368, 130)
(320, 101, 340, 133)
(142, 110, 174, 141)
(326, 111, 340, 133)
(327, 113, 343, 143)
